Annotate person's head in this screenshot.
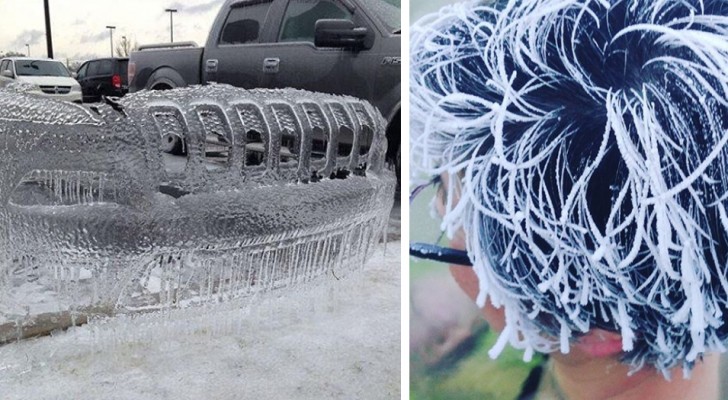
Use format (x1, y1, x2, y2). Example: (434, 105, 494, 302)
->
(411, 0, 728, 377)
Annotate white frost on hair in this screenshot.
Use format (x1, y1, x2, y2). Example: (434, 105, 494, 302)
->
(411, 0, 728, 373)
(617, 301, 635, 352)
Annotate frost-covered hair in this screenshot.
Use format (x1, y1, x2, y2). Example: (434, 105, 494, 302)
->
(411, 0, 728, 374)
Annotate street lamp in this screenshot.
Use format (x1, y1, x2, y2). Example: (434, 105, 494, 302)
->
(44, 0, 54, 58)
(106, 25, 116, 57)
(25, 44, 30, 57)
(165, 8, 177, 43)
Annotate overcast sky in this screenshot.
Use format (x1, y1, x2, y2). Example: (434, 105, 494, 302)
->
(0, 0, 225, 62)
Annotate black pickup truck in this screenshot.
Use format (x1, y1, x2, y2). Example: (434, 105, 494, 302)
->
(129, 0, 400, 169)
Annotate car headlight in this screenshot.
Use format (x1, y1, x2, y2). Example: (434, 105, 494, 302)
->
(71, 84, 82, 93)
(9, 169, 120, 207)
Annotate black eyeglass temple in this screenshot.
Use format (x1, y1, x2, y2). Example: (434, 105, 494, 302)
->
(410, 176, 441, 204)
(409, 242, 473, 267)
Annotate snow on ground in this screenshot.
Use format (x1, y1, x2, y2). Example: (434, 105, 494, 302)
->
(0, 241, 401, 400)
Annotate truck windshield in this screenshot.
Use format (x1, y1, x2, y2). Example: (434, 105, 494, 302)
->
(14, 60, 71, 77)
(361, 0, 400, 33)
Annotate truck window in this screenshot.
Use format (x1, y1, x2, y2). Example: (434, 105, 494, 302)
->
(0, 60, 9, 74)
(279, 0, 352, 43)
(219, 1, 273, 45)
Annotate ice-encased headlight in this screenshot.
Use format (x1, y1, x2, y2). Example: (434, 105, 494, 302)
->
(8, 170, 120, 207)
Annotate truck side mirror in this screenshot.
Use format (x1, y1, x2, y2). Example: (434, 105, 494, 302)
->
(1, 70, 14, 79)
(314, 19, 369, 50)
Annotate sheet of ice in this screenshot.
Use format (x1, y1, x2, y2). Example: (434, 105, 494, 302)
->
(0, 241, 400, 400)
(0, 85, 396, 335)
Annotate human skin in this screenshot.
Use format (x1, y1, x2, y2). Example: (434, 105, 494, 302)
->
(436, 177, 720, 400)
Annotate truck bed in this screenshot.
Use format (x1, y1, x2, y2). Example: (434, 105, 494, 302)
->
(130, 42, 204, 91)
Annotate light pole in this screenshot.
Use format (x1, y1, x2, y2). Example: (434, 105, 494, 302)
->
(106, 25, 116, 57)
(25, 44, 30, 57)
(44, 0, 53, 58)
(165, 8, 177, 43)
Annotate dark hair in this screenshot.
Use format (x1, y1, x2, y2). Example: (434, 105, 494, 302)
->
(411, 0, 728, 375)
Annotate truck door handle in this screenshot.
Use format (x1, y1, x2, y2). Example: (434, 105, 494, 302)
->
(263, 58, 280, 74)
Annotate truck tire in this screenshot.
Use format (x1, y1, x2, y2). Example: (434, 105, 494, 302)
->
(152, 83, 174, 91)
(146, 67, 186, 91)
(147, 70, 186, 154)
(161, 132, 185, 155)
(150, 82, 185, 155)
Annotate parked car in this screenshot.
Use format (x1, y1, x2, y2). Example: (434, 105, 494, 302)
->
(0, 57, 82, 103)
(75, 57, 129, 103)
(0, 85, 395, 338)
(129, 0, 401, 173)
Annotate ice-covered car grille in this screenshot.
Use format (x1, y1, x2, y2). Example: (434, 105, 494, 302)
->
(133, 88, 382, 188)
(0, 84, 396, 342)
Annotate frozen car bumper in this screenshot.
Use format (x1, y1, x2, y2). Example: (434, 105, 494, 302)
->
(0, 85, 396, 326)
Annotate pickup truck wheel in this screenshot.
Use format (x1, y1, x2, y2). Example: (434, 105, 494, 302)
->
(151, 82, 185, 155)
(152, 83, 174, 91)
(162, 134, 185, 155)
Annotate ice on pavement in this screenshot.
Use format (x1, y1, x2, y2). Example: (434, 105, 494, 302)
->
(0, 241, 401, 400)
(0, 85, 396, 339)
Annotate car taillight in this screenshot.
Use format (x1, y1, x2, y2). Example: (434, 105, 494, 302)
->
(112, 74, 122, 89)
(128, 61, 136, 85)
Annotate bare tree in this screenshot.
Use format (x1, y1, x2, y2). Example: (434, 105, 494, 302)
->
(115, 36, 137, 58)
(67, 60, 85, 72)
(1, 51, 26, 58)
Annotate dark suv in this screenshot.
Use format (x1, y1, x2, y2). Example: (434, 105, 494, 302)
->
(75, 57, 129, 103)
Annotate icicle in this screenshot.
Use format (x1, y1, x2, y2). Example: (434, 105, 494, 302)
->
(523, 345, 534, 362)
(560, 321, 571, 354)
(488, 323, 513, 359)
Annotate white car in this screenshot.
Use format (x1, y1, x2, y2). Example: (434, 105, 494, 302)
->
(0, 57, 82, 103)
